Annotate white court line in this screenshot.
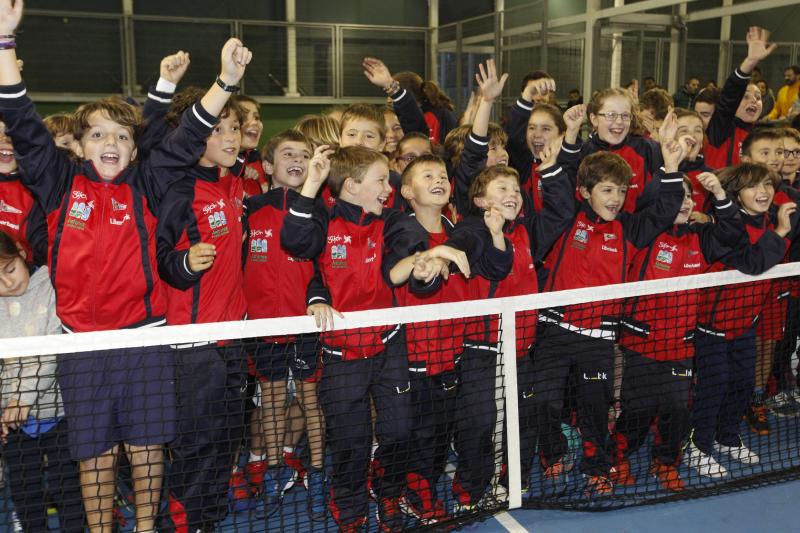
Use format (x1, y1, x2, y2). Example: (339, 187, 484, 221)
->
(495, 511, 531, 532)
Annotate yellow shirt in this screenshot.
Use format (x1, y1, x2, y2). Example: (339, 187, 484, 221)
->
(767, 80, 800, 120)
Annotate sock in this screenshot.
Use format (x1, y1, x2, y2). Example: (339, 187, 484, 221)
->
(283, 446, 295, 455)
(753, 388, 766, 404)
(249, 451, 266, 463)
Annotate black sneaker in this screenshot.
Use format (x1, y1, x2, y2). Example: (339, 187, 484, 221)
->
(377, 497, 406, 532)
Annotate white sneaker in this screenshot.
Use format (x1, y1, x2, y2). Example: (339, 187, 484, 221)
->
(684, 441, 727, 478)
(714, 441, 760, 464)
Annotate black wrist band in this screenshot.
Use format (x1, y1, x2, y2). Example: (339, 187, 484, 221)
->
(215, 76, 240, 93)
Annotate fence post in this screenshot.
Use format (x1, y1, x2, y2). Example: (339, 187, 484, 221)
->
(499, 308, 521, 509)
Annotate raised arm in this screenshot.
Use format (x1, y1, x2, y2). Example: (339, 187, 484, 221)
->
(363, 57, 429, 136)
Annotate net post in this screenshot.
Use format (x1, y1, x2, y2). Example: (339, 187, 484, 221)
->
(499, 307, 522, 509)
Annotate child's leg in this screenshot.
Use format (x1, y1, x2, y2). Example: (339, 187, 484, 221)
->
(716, 330, 757, 447)
(572, 337, 615, 476)
(371, 337, 413, 501)
(690, 332, 731, 452)
(613, 352, 661, 463)
(517, 354, 539, 483)
(46, 420, 87, 533)
(253, 342, 292, 467)
(653, 358, 693, 465)
(754, 337, 776, 395)
(126, 444, 164, 531)
(79, 446, 118, 533)
(318, 356, 372, 525)
(453, 344, 497, 504)
(4, 429, 50, 532)
(773, 295, 799, 391)
(296, 380, 325, 469)
(530, 325, 573, 470)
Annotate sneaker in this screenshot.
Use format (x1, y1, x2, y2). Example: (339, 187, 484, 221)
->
(263, 466, 298, 515)
(304, 467, 327, 522)
(608, 458, 635, 487)
(377, 497, 406, 532)
(684, 441, 727, 478)
(766, 391, 800, 417)
(649, 459, 685, 492)
(584, 475, 613, 497)
(245, 460, 268, 495)
(283, 447, 307, 484)
(337, 516, 367, 533)
(714, 441, 760, 464)
(746, 404, 770, 436)
(227, 471, 255, 512)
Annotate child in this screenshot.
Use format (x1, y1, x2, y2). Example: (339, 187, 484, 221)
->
(391, 132, 432, 174)
(687, 162, 799, 477)
(504, 76, 566, 211)
(0, 230, 85, 532)
(693, 87, 719, 132)
(532, 135, 686, 496)
(639, 88, 674, 140)
(155, 42, 255, 532)
(674, 108, 715, 219)
(240, 130, 331, 520)
(0, 4, 236, 527)
(383, 106, 404, 154)
(613, 173, 743, 493)
(42, 112, 82, 155)
(738, 128, 796, 436)
(561, 89, 663, 213)
(442, 142, 573, 508)
(363, 58, 431, 142)
(392, 69, 457, 145)
(0, 119, 46, 266)
(231, 94, 267, 196)
(702, 27, 776, 169)
(293, 113, 341, 149)
(281, 146, 426, 532)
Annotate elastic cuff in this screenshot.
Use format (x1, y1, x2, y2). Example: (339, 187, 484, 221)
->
(190, 102, 218, 131)
(0, 81, 27, 101)
(156, 77, 177, 94)
(290, 194, 315, 215)
(468, 132, 490, 146)
(516, 97, 533, 111)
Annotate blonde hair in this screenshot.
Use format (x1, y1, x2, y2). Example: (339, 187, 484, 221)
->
(328, 146, 388, 198)
(294, 114, 340, 148)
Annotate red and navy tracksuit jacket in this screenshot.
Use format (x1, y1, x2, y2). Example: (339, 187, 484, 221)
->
(540, 170, 686, 336)
(389, 87, 430, 138)
(231, 148, 267, 198)
(0, 171, 46, 265)
(697, 206, 800, 340)
(156, 165, 247, 325)
(560, 133, 664, 214)
(504, 96, 546, 211)
(422, 104, 457, 146)
(281, 196, 426, 359)
(620, 195, 743, 360)
(0, 82, 215, 332)
(680, 156, 715, 213)
(392, 215, 471, 376)
(703, 68, 754, 169)
(447, 165, 576, 354)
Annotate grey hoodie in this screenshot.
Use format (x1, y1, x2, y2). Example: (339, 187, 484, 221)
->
(1, 266, 64, 421)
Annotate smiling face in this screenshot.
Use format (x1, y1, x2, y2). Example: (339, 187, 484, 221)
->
(383, 110, 404, 153)
(239, 100, 263, 151)
(265, 140, 311, 190)
(743, 138, 784, 174)
(675, 182, 695, 225)
(580, 179, 627, 222)
(0, 121, 17, 174)
(0, 253, 29, 297)
(392, 137, 432, 173)
(738, 176, 775, 215)
(474, 175, 522, 221)
(735, 84, 763, 124)
(199, 112, 242, 169)
(590, 95, 632, 146)
(79, 110, 137, 181)
(676, 115, 705, 161)
(340, 117, 386, 151)
(782, 136, 800, 178)
(345, 160, 392, 216)
(487, 140, 509, 167)
(694, 101, 715, 131)
(526, 110, 560, 158)
(401, 161, 450, 209)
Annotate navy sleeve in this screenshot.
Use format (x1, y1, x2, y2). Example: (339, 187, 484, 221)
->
(446, 215, 513, 281)
(382, 210, 429, 287)
(621, 170, 685, 249)
(721, 230, 787, 276)
(24, 201, 48, 267)
(306, 265, 331, 307)
(280, 194, 330, 259)
(0, 83, 80, 212)
(504, 98, 535, 182)
(707, 69, 750, 147)
(529, 165, 578, 261)
(695, 196, 744, 263)
(556, 139, 583, 191)
(136, 102, 217, 214)
(156, 180, 203, 291)
(453, 132, 489, 214)
(390, 88, 429, 137)
(137, 86, 175, 160)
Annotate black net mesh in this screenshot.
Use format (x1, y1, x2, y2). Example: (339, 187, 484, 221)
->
(2, 271, 800, 530)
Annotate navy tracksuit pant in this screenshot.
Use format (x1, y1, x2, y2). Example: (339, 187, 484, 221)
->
(614, 352, 693, 464)
(4, 420, 85, 532)
(691, 329, 756, 452)
(319, 334, 411, 526)
(166, 344, 247, 531)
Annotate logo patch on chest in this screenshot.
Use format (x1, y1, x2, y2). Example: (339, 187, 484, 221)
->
(331, 244, 347, 268)
(655, 249, 673, 270)
(571, 228, 589, 250)
(66, 200, 93, 230)
(208, 210, 229, 238)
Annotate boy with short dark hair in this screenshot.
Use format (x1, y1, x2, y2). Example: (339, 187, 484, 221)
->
(282, 145, 426, 532)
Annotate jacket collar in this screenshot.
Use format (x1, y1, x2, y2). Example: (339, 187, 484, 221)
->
(332, 197, 380, 226)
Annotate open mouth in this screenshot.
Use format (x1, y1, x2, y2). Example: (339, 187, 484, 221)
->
(609, 128, 625, 136)
(502, 199, 518, 210)
(755, 196, 770, 207)
(429, 185, 447, 196)
(287, 165, 304, 177)
(605, 205, 620, 216)
(532, 142, 544, 151)
(496, 157, 509, 166)
(745, 105, 758, 115)
(0, 149, 14, 163)
(244, 128, 260, 138)
(223, 147, 237, 155)
(100, 152, 119, 165)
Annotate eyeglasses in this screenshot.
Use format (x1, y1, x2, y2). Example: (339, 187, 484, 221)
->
(397, 154, 419, 163)
(784, 149, 800, 159)
(596, 112, 633, 123)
